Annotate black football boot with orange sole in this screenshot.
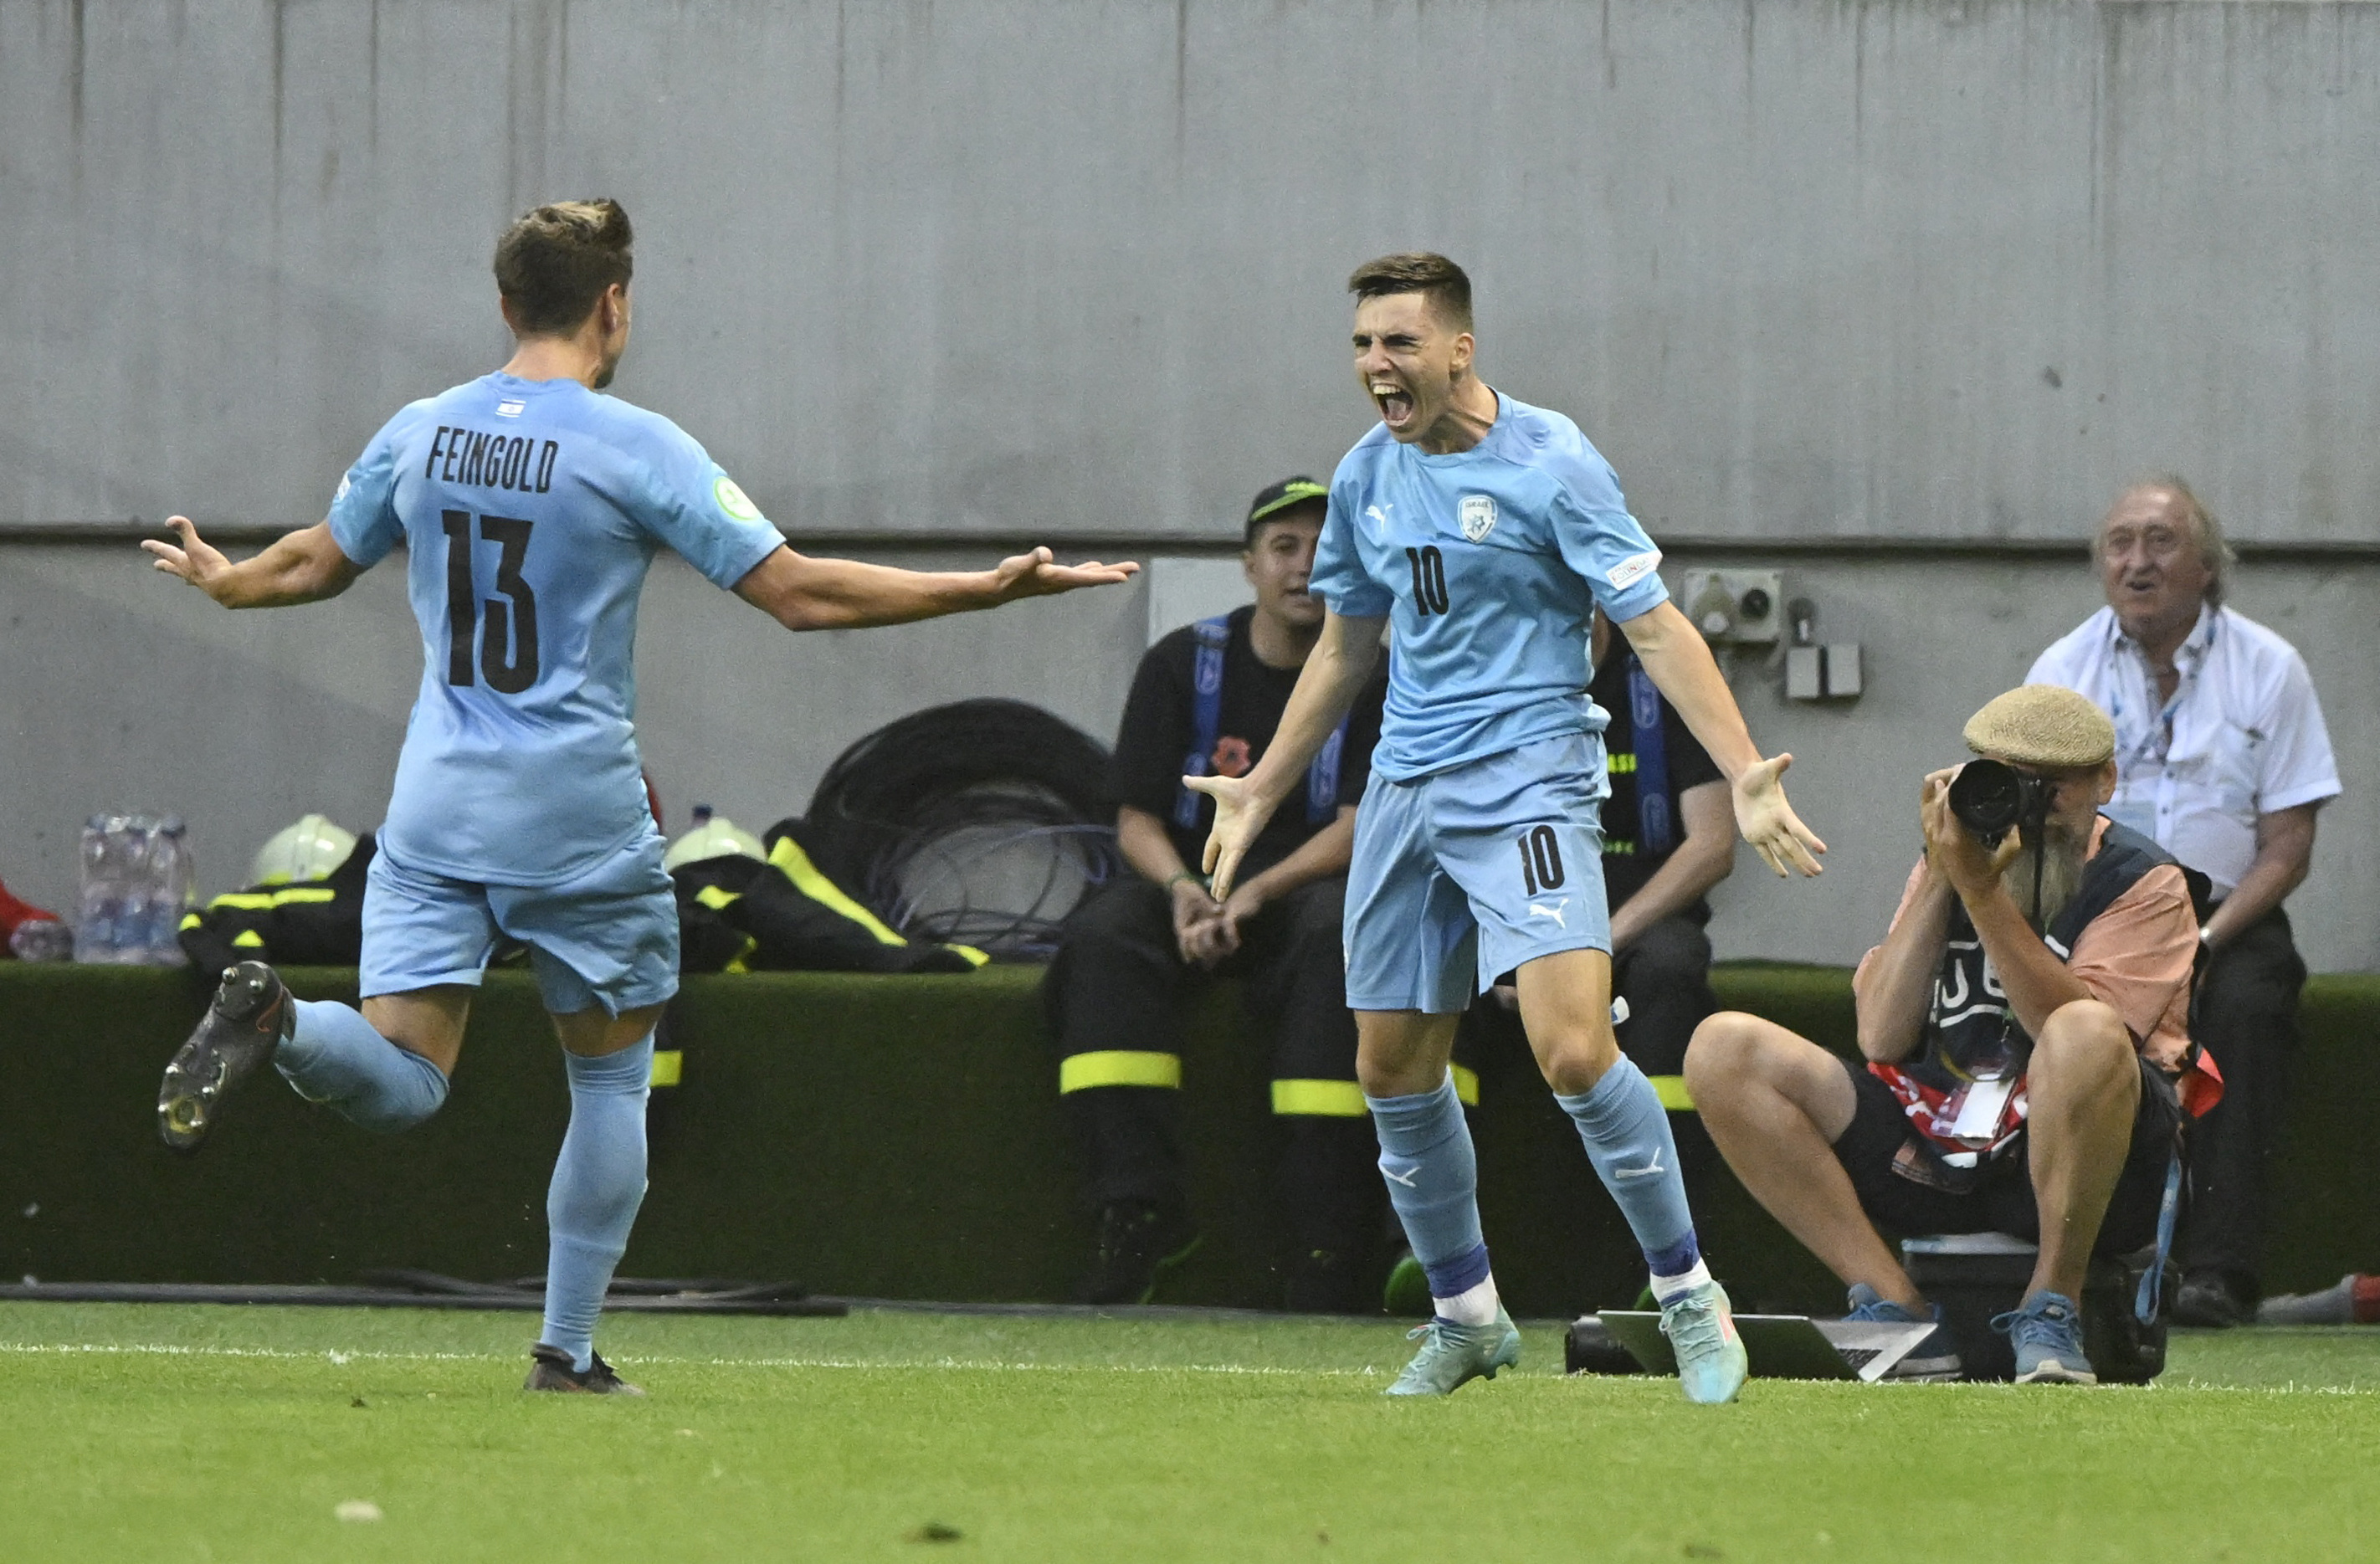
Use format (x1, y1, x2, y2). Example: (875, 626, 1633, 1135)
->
(157, 960, 295, 1153)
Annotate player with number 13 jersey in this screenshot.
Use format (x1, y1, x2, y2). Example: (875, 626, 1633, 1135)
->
(145, 199, 1135, 1394)
(331, 365, 782, 890)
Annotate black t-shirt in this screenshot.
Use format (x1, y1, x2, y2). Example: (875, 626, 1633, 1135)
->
(1110, 606, 1388, 879)
(1590, 651, 1724, 911)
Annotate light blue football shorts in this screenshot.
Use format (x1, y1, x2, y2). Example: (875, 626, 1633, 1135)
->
(360, 828, 680, 1016)
(1343, 731, 1613, 1015)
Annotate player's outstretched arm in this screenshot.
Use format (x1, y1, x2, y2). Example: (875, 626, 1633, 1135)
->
(734, 545, 1137, 632)
(1616, 598, 1826, 878)
(142, 518, 363, 609)
(1187, 609, 1383, 900)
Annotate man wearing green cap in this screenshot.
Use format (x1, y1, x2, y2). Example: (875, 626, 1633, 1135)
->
(1044, 478, 1392, 1310)
(1685, 685, 2213, 1383)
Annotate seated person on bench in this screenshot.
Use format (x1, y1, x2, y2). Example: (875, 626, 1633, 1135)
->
(1685, 685, 2215, 1384)
(1044, 477, 1388, 1310)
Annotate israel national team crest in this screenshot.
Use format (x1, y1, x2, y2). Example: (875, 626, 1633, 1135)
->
(1459, 493, 1497, 542)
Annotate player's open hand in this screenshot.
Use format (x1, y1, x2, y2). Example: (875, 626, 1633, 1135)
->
(141, 516, 233, 599)
(1732, 753, 1828, 877)
(1183, 773, 1277, 902)
(993, 547, 1141, 602)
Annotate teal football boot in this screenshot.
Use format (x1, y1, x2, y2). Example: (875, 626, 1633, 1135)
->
(1659, 1279, 1748, 1404)
(1384, 1310, 1521, 1397)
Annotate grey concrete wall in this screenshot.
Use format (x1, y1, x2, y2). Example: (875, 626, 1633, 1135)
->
(3, 2, 2372, 967)
(7, 1, 2380, 544)
(4, 541, 2368, 971)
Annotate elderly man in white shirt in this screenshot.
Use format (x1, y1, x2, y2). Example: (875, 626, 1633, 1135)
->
(2029, 477, 2340, 1326)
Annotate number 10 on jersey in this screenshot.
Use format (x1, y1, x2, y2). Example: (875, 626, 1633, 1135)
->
(441, 510, 541, 694)
(1404, 545, 1449, 616)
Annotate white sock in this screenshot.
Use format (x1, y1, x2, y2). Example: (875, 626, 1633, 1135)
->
(1434, 1274, 1501, 1326)
(1651, 1258, 1712, 1305)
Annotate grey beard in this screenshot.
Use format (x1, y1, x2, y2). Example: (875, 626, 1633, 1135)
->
(2003, 823, 2090, 931)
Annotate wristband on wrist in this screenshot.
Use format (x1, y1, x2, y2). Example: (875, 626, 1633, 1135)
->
(1166, 870, 1203, 891)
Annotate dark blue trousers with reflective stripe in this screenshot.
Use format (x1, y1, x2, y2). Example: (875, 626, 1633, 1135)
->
(1043, 874, 1392, 1287)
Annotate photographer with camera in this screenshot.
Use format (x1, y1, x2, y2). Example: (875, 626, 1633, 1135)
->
(1685, 685, 2216, 1383)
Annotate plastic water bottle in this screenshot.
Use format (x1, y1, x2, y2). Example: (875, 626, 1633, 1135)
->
(74, 815, 131, 963)
(74, 813, 190, 964)
(8, 918, 74, 962)
(115, 816, 154, 965)
(141, 818, 193, 966)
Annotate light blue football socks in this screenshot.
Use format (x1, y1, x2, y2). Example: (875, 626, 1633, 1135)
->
(277, 998, 450, 1132)
(1367, 1077, 1498, 1321)
(541, 1036, 654, 1372)
(1555, 1055, 1708, 1302)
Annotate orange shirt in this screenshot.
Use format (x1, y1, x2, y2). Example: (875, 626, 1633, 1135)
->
(1857, 817, 2198, 1076)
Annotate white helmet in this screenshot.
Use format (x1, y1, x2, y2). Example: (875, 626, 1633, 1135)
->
(662, 811, 766, 873)
(249, 813, 359, 887)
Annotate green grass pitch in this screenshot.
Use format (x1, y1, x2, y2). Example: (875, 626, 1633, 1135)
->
(2, 1303, 2374, 1561)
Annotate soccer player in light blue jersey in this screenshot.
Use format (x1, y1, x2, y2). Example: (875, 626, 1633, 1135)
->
(146, 200, 1136, 1393)
(1192, 254, 1825, 1404)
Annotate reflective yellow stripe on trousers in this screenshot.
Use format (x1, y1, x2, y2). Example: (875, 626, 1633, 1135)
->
(1059, 1051, 1182, 1093)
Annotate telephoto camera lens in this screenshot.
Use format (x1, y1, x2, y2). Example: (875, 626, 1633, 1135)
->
(1946, 758, 2048, 846)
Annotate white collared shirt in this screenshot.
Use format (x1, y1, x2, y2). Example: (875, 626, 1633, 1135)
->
(2028, 604, 2339, 897)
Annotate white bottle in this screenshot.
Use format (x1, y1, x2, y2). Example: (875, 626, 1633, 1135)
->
(144, 818, 192, 966)
(74, 815, 126, 963)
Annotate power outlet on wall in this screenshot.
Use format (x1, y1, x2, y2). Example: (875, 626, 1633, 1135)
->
(1679, 570, 1783, 644)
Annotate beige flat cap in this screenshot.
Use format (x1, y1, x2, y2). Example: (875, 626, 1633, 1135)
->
(1963, 685, 2116, 768)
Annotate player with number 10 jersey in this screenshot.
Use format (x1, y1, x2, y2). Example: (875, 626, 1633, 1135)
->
(1188, 253, 1824, 1407)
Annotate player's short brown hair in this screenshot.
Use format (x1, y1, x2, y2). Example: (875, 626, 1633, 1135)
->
(1346, 252, 1473, 332)
(494, 199, 634, 336)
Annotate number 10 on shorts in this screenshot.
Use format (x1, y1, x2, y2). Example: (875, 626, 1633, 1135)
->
(1517, 825, 1566, 895)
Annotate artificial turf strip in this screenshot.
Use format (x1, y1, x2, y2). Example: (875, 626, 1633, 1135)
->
(1, 1305, 2373, 1562)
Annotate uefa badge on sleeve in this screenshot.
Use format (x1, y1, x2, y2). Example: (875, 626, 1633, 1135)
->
(714, 474, 763, 521)
(1459, 494, 1497, 543)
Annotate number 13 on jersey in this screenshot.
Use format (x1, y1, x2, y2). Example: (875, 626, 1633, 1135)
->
(441, 510, 541, 694)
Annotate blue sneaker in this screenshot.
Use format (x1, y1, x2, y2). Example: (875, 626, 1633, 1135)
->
(1993, 1290, 2096, 1385)
(1384, 1310, 1521, 1397)
(1844, 1284, 1963, 1381)
(1659, 1280, 1748, 1404)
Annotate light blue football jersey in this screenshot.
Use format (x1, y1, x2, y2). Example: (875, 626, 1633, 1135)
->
(1309, 392, 1670, 782)
(328, 372, 786, 885)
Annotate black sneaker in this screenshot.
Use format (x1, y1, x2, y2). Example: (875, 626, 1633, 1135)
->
(157, 961, 294, 1153)
(1076, 1202, 1200, 1305)
(523, 1343, 645, 1395)
(2171, 1269, 2256, 1329)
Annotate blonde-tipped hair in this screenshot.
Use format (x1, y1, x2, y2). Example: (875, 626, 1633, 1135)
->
(494, 199, 633, 336)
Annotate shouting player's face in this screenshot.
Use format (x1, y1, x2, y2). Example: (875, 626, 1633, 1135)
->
(1352, 292, 1474, 447)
